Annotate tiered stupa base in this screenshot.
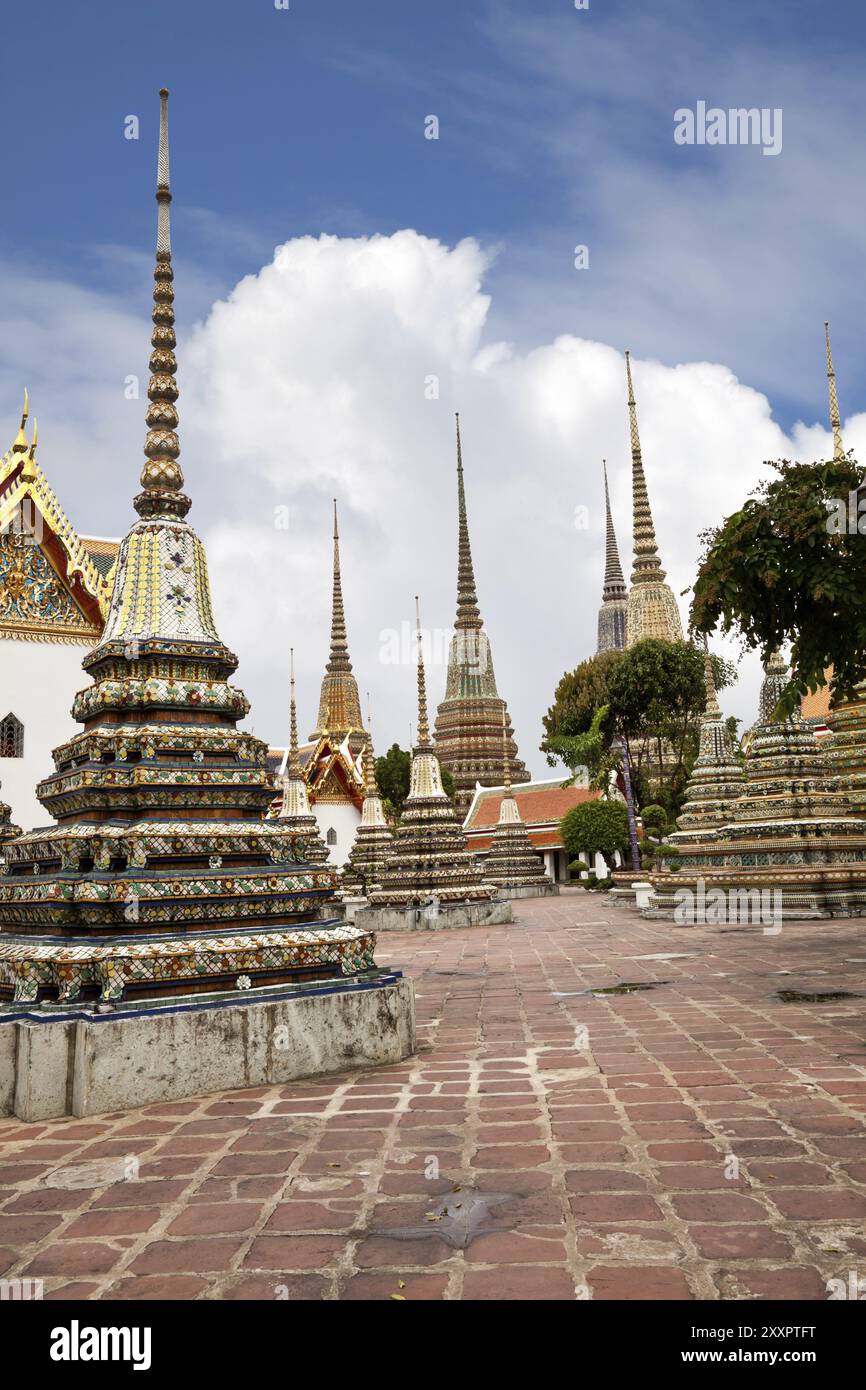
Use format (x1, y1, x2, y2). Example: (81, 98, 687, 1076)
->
(357, 898, 512, 933)
(0, 966, 414, 1121)
(644, 826, 866, 922)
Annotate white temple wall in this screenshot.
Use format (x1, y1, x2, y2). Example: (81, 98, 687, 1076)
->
(0, 638, 88, 833)
(311, 801, 361, 867)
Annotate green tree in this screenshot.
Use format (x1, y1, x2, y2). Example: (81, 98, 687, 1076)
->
(542, 651, 621, 752)
(606, 639, 735, 809)
(691, 455, 865, 714)
(560, 800, 629, 872)
(374, 743, 455, 819)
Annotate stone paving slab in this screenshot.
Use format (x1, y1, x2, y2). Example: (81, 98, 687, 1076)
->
(1, 890, 865, 1300)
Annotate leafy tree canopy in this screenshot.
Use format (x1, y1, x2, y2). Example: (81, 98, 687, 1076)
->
(542, 650, 622, 748)
(691, 456, 865, 714)
(560, 800, 629, 868)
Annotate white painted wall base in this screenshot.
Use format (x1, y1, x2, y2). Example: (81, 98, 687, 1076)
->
(0, 973, 415, 1121)
(357, 900, 513, 932)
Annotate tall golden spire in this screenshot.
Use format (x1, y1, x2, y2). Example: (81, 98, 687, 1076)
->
(415, 595, 431, 748)
(311, 499, 366, 744)
(135, 88, 190, 521)
(455, 413, 482, 631)
(11, 389, 29, 453)
(824, 321, 845, 462)
(625, 350, 665, 588)
(329, 499, 349, 666)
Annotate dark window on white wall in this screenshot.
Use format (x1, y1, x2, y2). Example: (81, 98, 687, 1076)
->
(0, 713, 23, 758)
(326, 827, 337, 846)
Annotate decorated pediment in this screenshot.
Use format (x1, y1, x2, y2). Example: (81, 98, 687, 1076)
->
(0, 398, 116, 643)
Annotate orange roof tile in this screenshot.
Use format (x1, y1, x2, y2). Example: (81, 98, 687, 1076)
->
(465, 782, 599, 832)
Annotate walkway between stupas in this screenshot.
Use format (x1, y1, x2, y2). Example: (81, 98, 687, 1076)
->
(1, 891, 865, 1301)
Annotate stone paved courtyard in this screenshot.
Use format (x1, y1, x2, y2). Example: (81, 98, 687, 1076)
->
(1, 889, 865, 1301)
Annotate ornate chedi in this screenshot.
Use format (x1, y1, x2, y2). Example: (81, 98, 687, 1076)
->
(481, 714, 553, 895)
(669, 642, 745, 847)
(369, 602, 499, 907)
(310, 501, 368, 757)
(820, 322, 866, 813)
(433, 415, 529, 814)
(0, 90, 378, 1008)
(596, 460, 628, 654)
(649, 651, 866, 919)
(274, 651, 330, 867)
(623, 352, 684, 647)
(340, 738, 393, 897)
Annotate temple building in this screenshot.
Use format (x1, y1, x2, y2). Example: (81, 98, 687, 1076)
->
(596, 461, 628, 653)
(478, 717, 556, 896)
(0, 396, 119, 831)
(367, 601, 501, 909)
(340, 737, 393, 899)
(268, 504, 366, 863)
(0, 90, 381, 1010)
(623, 352, 684, 646)
(649, 651, 866, 920)
(433, 415, 529, 814)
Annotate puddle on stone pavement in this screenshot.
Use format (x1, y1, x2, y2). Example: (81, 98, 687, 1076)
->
(776, 989, 862, 1004)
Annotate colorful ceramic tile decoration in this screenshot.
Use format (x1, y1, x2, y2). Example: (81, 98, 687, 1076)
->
(369, 601, 498, 907)
(0, 91, 379, 1007)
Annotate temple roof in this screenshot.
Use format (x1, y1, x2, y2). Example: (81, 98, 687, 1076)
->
(463, 779, 599, 832)
(0, 403, 118, 633)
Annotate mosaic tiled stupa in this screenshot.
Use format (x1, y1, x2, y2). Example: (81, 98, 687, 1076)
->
(481, 716, 553, 895)
(369, 602, 499, 907)
(275, 651, 330, 867)
(0, 90, 378, 1007)
(667, 642, 745, 849)
(623, 352, 684, 647)
(596, 461, 628, 654)
(339, 739, 393, 897)
(650, 651, 866, 919)
(433, 415, 529, 813)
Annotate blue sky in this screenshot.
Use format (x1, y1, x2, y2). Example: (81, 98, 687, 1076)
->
(2, 0, 864, 768)
(5, 0, 864, 424)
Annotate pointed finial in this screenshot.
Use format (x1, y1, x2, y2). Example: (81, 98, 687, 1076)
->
(415, 595, 431, 747)
(30, 417, 37, 457)
(602, 459, 626, 600)
(288, 645, 302, 777)
(135, 88, 190, 520)
(501, 704, 513, 796)
(702, 636, 721, 720)
(12, 388, 29, 452)
(326, 498, 350, 665)
(454, 413, 482, 631)
(824, 321, 845, 462)
(624, 350, 665, 587)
